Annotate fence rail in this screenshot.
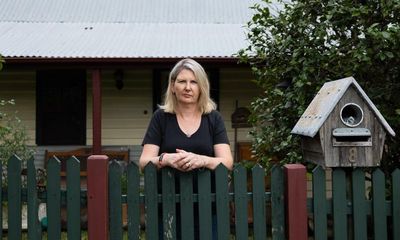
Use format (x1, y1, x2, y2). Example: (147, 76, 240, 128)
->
(1, 155, 400, 239)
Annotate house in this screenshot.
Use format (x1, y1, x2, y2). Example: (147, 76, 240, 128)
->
(0, 0, 263, 168)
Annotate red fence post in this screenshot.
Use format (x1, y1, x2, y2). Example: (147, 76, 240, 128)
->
(87, 155, 109, 240)
(284, 164, 308, 240)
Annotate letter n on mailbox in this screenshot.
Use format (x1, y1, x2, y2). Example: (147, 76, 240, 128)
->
(291, 77, 395, 167)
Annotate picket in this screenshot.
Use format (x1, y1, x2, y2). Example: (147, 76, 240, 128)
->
(312, 166, 328, 239)
(27, 157, 41, 240)
(215, 164, 230, 239)
(332, 168, 347, 240)
(7, 155, 22, 240)
(393, 169, 400, 240)
(47, 157, 62, 240)
(271, 165, 285, 240)
(252, 164, 266, 240)
(109, 160, 123, 239)
(161, 167, 177, 240)
(372, 169, 387, 240)
(126, 162, 141, 240)
(197, 168, 212, 240)
(66, 156, 81, 239)
(233, 164, 248, 239)
(352, 169, 368, 240)
(144, 163, 159, 240)
(179, 171, 194, 239)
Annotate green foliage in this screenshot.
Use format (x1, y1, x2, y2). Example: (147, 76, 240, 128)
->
(239, 0, 400, 170)
(0, 99, 35, 186)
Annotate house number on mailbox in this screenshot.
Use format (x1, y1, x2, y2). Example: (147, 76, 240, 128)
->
(349, 147, 357, 163)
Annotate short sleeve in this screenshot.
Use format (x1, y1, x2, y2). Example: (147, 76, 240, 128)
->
(142, 109, 164, 146)
(211, 110, 230, 145)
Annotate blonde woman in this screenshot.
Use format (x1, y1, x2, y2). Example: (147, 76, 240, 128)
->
(139, 58, 232, 239)
(140, 58, 233, 171)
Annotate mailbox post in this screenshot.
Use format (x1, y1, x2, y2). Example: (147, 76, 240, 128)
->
(291, 77, 395, 167)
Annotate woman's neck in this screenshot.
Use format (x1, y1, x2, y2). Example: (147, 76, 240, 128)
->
(176, 104, 200, 117)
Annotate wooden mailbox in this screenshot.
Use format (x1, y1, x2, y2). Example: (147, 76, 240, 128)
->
(291, 77, 395, 167)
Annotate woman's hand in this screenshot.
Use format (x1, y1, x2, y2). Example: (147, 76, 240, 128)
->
(174, 149, 206, 171)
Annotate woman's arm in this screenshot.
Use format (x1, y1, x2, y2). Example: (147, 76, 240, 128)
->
(139, 144, 160, 170)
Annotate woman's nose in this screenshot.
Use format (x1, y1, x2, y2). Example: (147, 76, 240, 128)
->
(184, 83, 191, 90)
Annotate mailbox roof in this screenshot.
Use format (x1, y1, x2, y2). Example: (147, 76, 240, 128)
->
(291, 76, 395, 138)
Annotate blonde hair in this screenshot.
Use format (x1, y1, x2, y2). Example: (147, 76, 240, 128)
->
(160, 58, 217, 114)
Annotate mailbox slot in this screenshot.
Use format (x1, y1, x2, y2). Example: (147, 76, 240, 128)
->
(332, 128, 372, 146)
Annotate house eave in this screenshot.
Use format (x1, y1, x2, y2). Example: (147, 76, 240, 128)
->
(2, 57, 246, 69)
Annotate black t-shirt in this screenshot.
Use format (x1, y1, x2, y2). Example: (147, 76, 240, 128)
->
(142, 109, 230, 156)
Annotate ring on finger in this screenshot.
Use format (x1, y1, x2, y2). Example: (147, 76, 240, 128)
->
(187, 162, 191, 167)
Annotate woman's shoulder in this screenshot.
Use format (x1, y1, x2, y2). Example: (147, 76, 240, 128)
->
(205, 110, 224, 122)
(153, 108, 175, 120)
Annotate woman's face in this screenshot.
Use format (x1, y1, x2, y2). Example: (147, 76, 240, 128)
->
(172, 69, 200, 105)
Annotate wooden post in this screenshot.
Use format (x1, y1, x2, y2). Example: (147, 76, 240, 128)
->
(92, 69, 102, 154)
(87, 155, 109, 240)
(284, 164, 308, 240)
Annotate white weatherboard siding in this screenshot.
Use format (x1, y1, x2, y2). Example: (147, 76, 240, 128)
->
(0, 68, 259, 164)
(220, 68, 260, 144)
(86, 70, 152, 146)
(0, 70, 36, 145)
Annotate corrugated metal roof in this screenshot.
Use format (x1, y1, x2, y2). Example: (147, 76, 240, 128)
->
(0, 22, 248, 58)
(0, 0, 267, 59)
(291, 77, 395, 137)
(0, 0, 257, 24)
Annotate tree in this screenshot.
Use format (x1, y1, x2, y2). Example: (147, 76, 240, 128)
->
(239, 0, 400, 171)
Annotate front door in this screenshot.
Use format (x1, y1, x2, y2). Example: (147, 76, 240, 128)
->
(36, 70, 86, 145)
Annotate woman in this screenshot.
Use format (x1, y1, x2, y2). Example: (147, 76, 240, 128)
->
(139, 58, 233, 239)
(139, 58, 233, 171)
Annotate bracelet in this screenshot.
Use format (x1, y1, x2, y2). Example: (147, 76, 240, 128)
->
(159, 153, 166, 163)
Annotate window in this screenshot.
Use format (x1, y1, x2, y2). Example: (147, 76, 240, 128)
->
(36, 70, 86, 145)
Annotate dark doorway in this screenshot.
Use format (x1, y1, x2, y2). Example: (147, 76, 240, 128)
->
(36, 70, 86, 145)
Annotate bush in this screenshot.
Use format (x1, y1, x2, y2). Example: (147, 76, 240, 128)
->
(239, 0, 400, 171)
(0, 99, 35, 185)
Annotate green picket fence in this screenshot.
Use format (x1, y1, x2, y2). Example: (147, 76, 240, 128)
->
(309, 166, 400, 240)
(2, 155, 400, 239)
(0, 155, 286, 239)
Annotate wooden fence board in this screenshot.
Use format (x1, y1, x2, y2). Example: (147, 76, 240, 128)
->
(271, 165, 285, 240)
(312, 166, 327, 239)
(392, 169, 400, 240)
(127, 162, 141, 240)
(27, 157, 41, 240)
(233, 164, 248, 239)
(372, 169, 387, 240)
(7, 155, 22, 240)
(352, 169, 367, 240)
(179, 172, 194, 240)
(215, 164, 230, 239)
(109, 160, 123, 240)
(0, 161, 2, 239)
(332, 168, 347, 240)
(197, 169, 212, 240)
(144, 163, 159, 240)
(67, 157, 81, 240)
(47, 157, 61, 240)
(252, 164, 266, 240)
(161, 167, 176, 240)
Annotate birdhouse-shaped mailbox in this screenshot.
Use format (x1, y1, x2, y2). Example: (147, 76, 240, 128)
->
(291, 77, 395, 167)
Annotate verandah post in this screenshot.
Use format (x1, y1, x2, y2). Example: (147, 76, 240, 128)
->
(284, 164, 307, 240)
(87, 155, 109, 240)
